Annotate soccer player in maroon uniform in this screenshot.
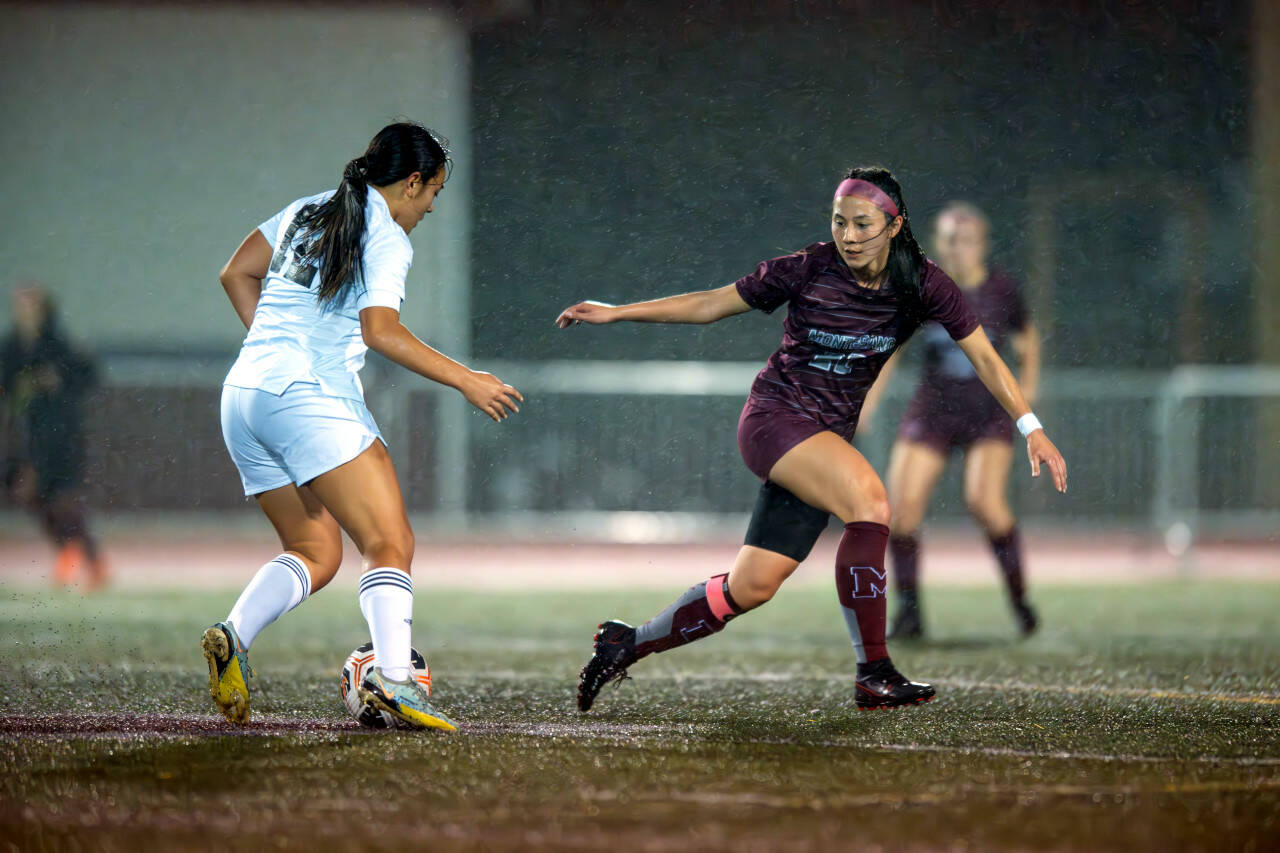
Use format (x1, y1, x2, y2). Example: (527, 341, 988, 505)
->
(558, 168, 1066, 711)
(873, 202, 1042, 640)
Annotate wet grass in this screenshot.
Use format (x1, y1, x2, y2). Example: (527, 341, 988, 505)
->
(1, 581, 1278, 851)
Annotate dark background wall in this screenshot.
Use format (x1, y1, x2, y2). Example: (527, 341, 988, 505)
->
(469, 0, 1254, 369)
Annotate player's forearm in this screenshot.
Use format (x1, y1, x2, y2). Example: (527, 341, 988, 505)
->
(973, 351, 1033, 422)
(861, 350, 901, 419)
(1017, 337, 1041, 405)
(365, 322, 473, 391)
(613, 290, 728, 324)
(220, 272, 262, 330)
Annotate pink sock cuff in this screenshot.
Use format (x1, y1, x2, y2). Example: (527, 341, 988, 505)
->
(705, 575, 735, 623)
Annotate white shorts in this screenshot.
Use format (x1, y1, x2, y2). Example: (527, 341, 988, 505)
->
(220, 383, 383, 497)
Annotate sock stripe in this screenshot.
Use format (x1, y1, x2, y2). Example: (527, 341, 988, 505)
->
(358, 578, 414, 596)
(359, 578, 414, 596)
(358, 568, 413, 596)
(273, 554, 311, 598)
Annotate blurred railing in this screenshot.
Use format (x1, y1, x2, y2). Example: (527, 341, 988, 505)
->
(16, 357, 1277, 545)
(1152, 365, 1280, 549)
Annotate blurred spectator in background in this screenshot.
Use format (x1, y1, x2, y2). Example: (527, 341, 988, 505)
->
(1, 285, 109, 590)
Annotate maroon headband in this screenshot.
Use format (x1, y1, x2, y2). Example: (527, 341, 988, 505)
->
(833, 178, 900, 218)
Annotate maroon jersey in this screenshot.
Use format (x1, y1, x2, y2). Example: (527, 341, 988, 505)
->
(734, 242, 979, 439)
(917, 266, 1027, 396)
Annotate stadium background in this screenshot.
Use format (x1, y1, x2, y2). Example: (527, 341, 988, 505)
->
(0, 0, 1274, 550)
(2, 0, 1276, 552)
(1, 3, 1277, 851)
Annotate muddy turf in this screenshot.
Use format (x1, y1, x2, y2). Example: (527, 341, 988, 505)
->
(1, 581, 1277, 852)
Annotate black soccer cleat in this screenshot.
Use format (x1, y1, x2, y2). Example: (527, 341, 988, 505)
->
(577, 620, 638, 712)
(855, 659, 936, 710)
(887, 602, 924, 641)
(1013, 600, 1039, 637)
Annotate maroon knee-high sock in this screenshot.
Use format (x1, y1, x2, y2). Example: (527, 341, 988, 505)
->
(835, 521, 890, 663)
(889, 534, 920, 594)
(989, 527, 1027, 604)
(633, 573, 744, 659)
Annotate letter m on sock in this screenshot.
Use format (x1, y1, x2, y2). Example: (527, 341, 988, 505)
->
(841, 566, 887, 602)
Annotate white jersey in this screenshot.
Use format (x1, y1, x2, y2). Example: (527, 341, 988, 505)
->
(224, 188, 412, 402)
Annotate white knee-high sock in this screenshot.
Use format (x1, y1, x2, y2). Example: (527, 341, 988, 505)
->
(226, 553, 312, 650)
(358, 567, 414, 681)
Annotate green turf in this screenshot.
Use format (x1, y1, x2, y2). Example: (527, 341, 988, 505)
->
(1, 581, 1277, 851)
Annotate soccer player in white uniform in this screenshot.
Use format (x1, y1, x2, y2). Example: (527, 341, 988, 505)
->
(203, 122, 521, 730)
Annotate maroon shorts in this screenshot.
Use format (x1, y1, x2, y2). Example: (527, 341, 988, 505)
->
(737, 400, 832, 482)
(897, 387, 1013, 454)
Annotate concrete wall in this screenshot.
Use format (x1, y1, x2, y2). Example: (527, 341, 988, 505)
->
(0, 2, 471, 358)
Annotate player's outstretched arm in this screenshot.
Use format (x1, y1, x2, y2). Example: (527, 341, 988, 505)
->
(220, 231, 273, 330)
(555, 284, 752, 328)
(955, 327, 1067, 493)
(856, 347, 905, 436)
(360, 307, 522, 423)
(1012, 323, 1042, 406)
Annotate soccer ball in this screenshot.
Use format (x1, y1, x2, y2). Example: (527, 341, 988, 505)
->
(339, 641, 432, 729)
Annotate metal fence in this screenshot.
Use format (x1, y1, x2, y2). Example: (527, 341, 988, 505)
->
(10, 357, 1277, 545)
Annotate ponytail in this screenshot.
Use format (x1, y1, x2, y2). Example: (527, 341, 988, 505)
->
(840, 166, 926, 319)
(296, 122, 450, 304)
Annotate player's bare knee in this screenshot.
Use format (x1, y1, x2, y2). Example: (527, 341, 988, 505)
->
(888, 517, 918, 538)
(853, 487, 892, 527)
(974, 509, 1014, 539)
(736, 573, 784, 609)
(312, 546, 343, 588)
(888, 497, 923, 535)
(965, 493, 1000, 523)
(363, 527, 415, 571)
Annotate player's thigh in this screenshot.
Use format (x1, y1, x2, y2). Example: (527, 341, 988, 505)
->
(962, 439, 1014, 513)
(886, 439, 948, 533)
(303, 439, 414, 569)
(726, 545, 801, 609)
(767, 431, 888, 525)
(255, 483, 343, 592)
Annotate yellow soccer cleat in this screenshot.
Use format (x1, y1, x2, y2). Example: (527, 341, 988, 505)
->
(358, 666, 458, 732)
(201, 621, 253, 725)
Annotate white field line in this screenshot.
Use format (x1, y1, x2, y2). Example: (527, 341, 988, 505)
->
(935, 677, 1280, 706)
(581, 777, 1280, 810)
(471, 723, 1280, 767)
(4, 713, 1277, 768)
(868, 742, 1280, 767)
(17, 660, 1280, 706)
(446, 669, 1280, 706)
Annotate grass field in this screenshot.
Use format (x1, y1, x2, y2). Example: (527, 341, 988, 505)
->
(1, 577, 1278, 852)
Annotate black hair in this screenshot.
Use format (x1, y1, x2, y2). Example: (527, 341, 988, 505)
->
(840, 166, 926, 316)
(297, 121, 450, 303)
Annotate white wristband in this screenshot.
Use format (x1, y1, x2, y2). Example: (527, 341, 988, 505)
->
(1016, 413, 1043, 437)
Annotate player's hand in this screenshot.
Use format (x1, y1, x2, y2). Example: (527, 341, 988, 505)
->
(461, 370, 523, 422)
(1026, 430, 1067, 493)
(556, 301, 618, 328)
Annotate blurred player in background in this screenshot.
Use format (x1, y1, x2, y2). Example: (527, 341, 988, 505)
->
(205, 121, 521, 729)
(1, 285, 109, 590)
(863, 202, 1041, 639)
(559, 168, 1066, 714)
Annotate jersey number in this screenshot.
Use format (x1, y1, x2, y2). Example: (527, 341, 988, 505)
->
(269, 209, 320, 288)
(809, 352, 866, 375)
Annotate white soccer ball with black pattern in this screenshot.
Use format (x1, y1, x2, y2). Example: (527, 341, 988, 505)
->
(339, 641, 432, 729)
